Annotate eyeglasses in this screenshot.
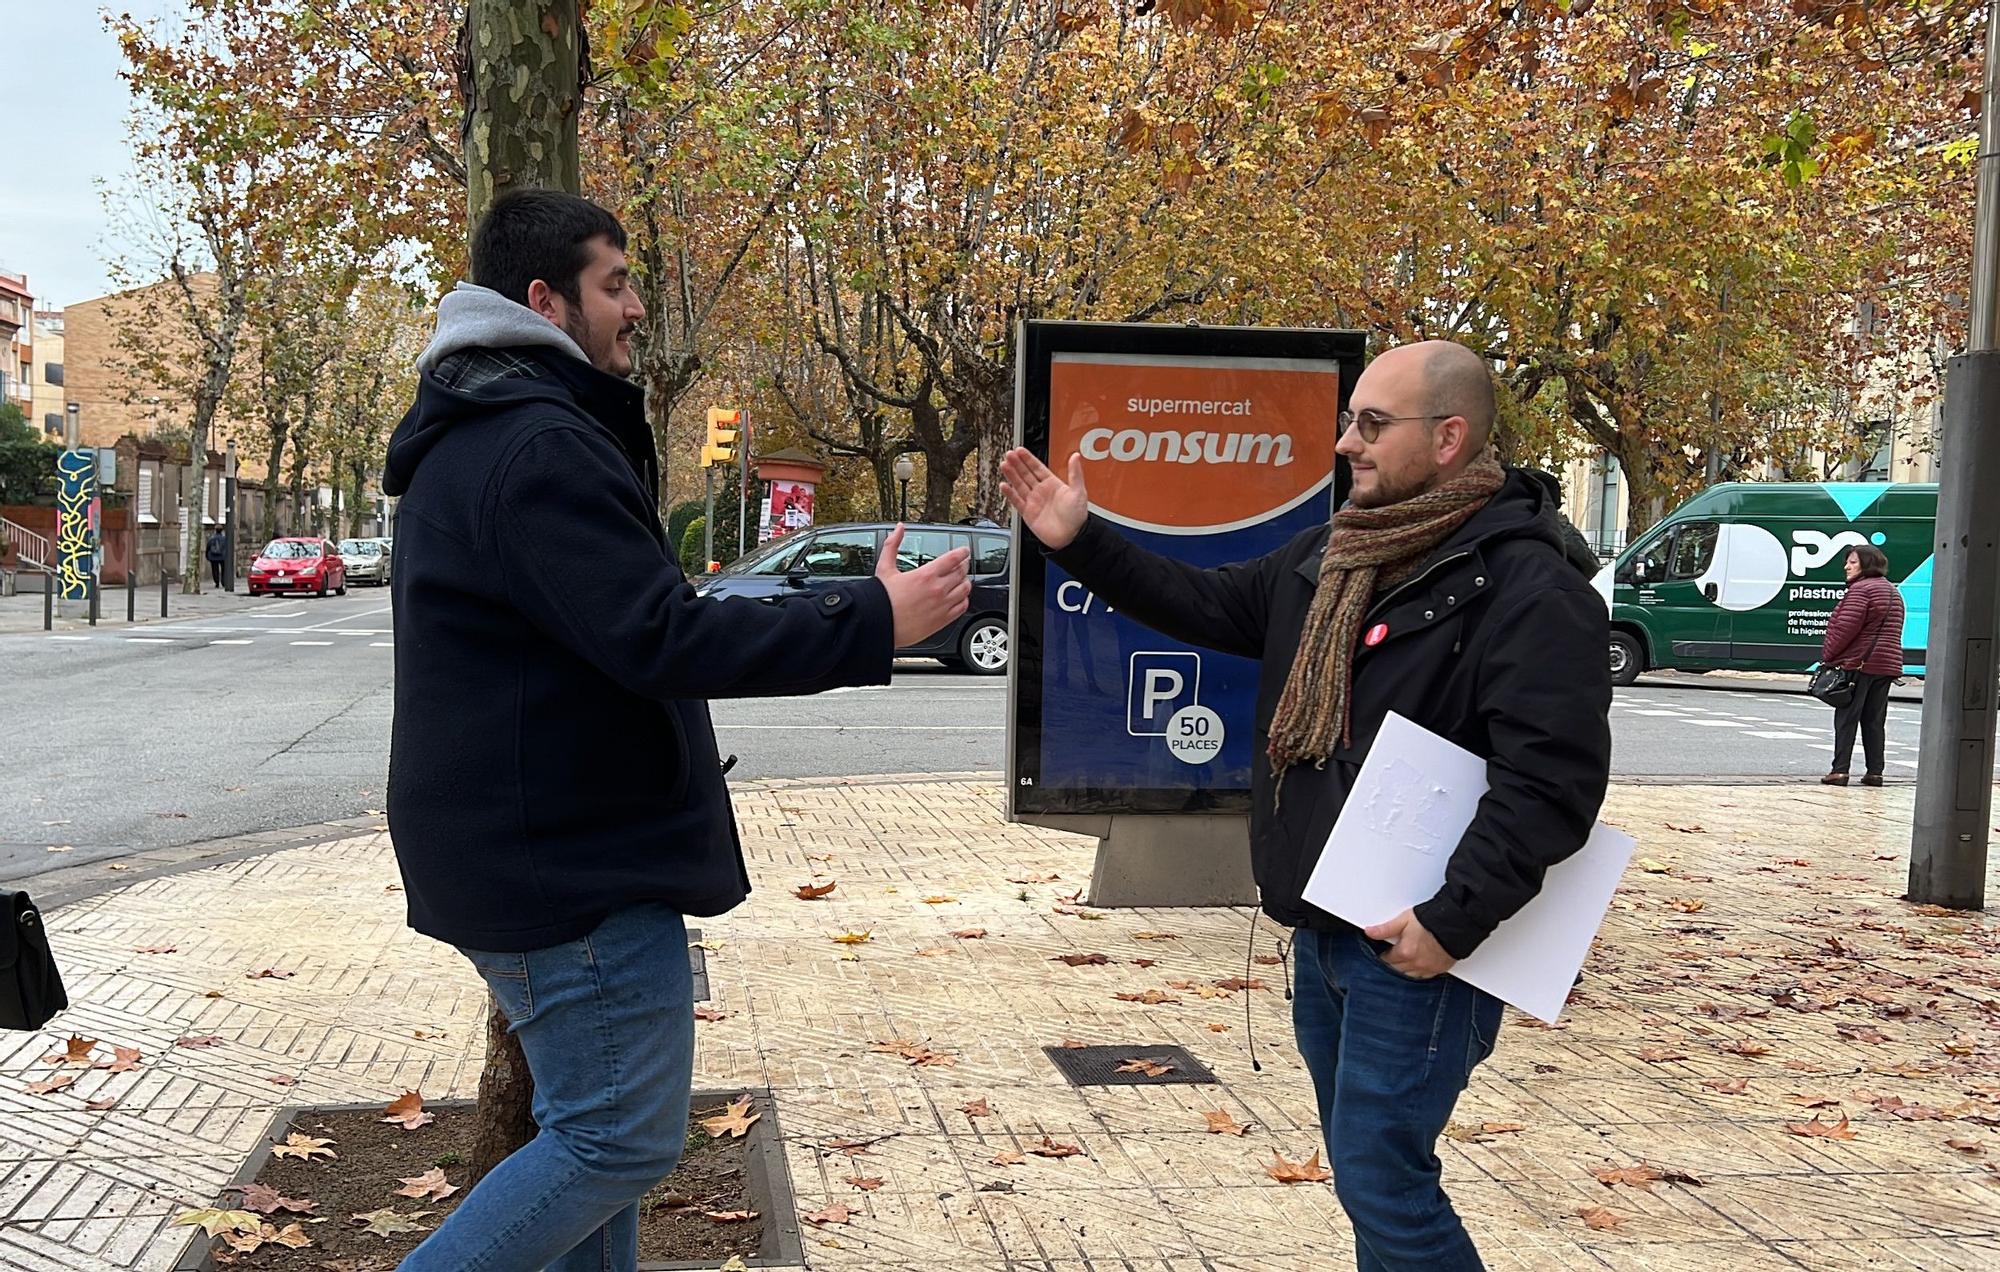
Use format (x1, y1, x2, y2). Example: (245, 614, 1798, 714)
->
(1337, 410, 1449, 443)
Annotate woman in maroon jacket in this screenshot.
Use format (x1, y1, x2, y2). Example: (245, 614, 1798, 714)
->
(1819, 543, 1906, 786)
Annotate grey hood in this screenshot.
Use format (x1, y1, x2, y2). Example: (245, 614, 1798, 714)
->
(414, 282, 588, 372)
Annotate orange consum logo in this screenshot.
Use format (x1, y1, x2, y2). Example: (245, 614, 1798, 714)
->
(1049, 353, 1342, 534)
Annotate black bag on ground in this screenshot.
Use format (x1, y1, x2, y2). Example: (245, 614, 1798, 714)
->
(2, 890, 69, 1031)
(1808, 665, 1858, 709)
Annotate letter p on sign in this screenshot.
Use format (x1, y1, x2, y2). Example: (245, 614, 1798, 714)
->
(1127, 651, 1201, 736)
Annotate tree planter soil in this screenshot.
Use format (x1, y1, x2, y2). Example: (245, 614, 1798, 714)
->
(184, 1099, 769, 1271)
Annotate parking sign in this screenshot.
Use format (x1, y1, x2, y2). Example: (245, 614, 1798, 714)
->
(1009, 321, 1362, 817)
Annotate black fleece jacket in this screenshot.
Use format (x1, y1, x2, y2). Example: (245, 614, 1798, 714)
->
(1049, 468, 1612, 958)
(381, 345, 893, 951)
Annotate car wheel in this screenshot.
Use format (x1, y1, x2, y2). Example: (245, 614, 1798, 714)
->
(318, 577, 328, 598)
(1609, 631, 1644, 686)
(336, 580, 347, 596)
(959, 618, 1009, 676)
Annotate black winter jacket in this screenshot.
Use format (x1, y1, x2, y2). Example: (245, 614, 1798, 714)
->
(1050, 468, 1611, 958)
(381, 344, 893, 951)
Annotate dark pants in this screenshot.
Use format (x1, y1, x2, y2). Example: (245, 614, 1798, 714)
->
(1831, 672, 1894, 775)
(1292, 927, 1504, 1271)
(208, 559, 225, 587)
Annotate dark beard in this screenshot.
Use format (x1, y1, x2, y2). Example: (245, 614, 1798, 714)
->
(1352, 462, 1441, 509)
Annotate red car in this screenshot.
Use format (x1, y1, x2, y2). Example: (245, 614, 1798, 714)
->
(247, 537, 348, 597)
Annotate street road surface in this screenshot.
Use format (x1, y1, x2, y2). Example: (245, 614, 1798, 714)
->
(0, 590, 1944, 883)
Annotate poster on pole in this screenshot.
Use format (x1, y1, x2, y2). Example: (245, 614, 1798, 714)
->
(1008, 321, 1363, 818)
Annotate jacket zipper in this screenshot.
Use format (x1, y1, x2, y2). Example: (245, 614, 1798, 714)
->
(1363, 549, 1475, 626)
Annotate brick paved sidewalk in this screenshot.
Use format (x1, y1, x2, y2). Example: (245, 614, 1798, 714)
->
(3, 779, 1996, 1271)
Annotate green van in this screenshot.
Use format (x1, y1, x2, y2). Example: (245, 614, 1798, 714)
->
(1594, 482, 1935, 686)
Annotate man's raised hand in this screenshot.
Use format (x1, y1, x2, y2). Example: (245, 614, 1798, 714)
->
(875, 525, 973, 649)
(999, 448, 1089, 551)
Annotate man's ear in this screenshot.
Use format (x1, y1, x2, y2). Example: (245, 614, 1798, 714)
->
(524, 279, 563, 324)
(1433, 414, 1472, 467)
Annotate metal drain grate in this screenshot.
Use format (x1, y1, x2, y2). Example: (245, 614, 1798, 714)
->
(1043, 1043, 1217, 1086)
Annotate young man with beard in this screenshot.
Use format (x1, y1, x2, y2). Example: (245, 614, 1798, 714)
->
(1000, 340, 1611, 1270)
(384, 189, 971, 1272)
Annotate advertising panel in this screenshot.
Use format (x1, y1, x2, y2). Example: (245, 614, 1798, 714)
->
(1010, 322, 1363, 817)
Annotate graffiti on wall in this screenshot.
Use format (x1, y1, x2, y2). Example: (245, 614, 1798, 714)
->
(55, 449, 97, 601)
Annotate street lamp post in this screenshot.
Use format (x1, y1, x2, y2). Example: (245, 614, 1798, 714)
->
(894, 453, 915, 522)
(1909, 0, 2000, 909)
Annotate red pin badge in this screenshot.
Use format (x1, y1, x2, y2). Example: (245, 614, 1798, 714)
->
(1364, 623, 1389, 647)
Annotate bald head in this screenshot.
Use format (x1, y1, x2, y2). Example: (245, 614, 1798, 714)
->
(1413, 340, 1495, 452)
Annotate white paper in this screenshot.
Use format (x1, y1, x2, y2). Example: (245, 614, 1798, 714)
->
(1301, 712, 1635, 1023)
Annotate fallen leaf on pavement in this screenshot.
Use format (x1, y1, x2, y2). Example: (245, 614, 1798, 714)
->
(1704, 1078, 1750, 1095)
(1266, 1150, 1332, 1183)
(1946, 1138, 1984, 1154)
(952, 928, 987, 939)
(1215, 977, 1267, 992)
(350, 1207, 430, 1238)
(1670, 898, 1707, 913)
(1579, 1205, 1628, 1231)
(175, 1035, 225, 1049)
(394, 1168, 458, 1201)
(694, 1006, 729, 1022)
(922, 895, 957, 905)
(1635, 857, 1673, 873)
(695, 939, 726, 952)
(830, 931, 872, 945)
(266, 1074, 299, 1087)
(703, 1097, 761, 1139)
(1786, 1114, 1858, 1140)
(1254, 953, 1285, 965)
(270, 1133, 337, 1161)
(1057, 1038, 1090, 1048)
(134, 944, 178, 954)
(705, 1209, 758, 1222)
(1208, 1023, 1231, 1032)
(1785, 1093, 1841, 1108)
(1203, 1110, 1250, 1135)
(1593, 1164, 1662, 1191)
(222, 1219, 314, 1253)
(1113, 989, 1180, 1005)
(1115, 1058, 1176, 1077)
(801, 1202, 851, 1225)
(1666, 823, 1706, 834)
(85, 1097, 119, 1111)
(869, 1039, 956, 1067)
(1131, 931, 1180, 940)
(25, 1074, 75, 1095)
(1029, 1135, 1084, 1158)
(1130, 957, 1157, 967)
(43, 1036, 98, 1065)
(412, 1029, 447, 1041)
(245, 968, 296, 980)
(172, 1207, 260, 1238)
(960, 1098, 992, 1118)
(1722, 1040, 1773, 1057)
(91, 1046, 143, 1073)
(844, 1176, 884, 1191)
(794, 882, 837, 900)
(1636, 1047, 1687, 1063)
(380, 1091, 435, 1130)
(237, 1183, 317, 1215)
(991, 1148, 1026, 1165)
(1005, 872, 1060, 884)
(1052, 952, 1110, 966)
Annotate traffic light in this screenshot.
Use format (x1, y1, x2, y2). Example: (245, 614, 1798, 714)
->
(702, 408, 741, 468)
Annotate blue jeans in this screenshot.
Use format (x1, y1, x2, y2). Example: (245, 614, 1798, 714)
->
(400, 904, 694, 1272)
(1291, 927, 1505, 1272)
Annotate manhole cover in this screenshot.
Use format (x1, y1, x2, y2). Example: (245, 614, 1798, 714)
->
(1043, 1044, 1217, 1086)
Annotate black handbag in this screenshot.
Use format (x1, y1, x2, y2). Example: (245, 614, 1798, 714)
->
(1808, 665, 1858, 708)
(2, 890, 69, 1031)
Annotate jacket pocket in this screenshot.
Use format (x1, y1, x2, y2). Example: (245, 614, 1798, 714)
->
(659, 702, 693, 806)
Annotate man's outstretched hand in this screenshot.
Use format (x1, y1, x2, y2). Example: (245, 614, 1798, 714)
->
(999, 448, 1089, 551)
(875, 525, 972, 649)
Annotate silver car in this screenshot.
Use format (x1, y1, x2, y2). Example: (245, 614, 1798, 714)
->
(338, 538, 392, 586)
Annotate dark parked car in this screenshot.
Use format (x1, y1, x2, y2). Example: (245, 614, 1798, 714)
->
(693, 521, 1011, 674)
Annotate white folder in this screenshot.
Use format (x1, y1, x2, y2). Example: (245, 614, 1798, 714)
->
(1300, 711, 1634, 1023)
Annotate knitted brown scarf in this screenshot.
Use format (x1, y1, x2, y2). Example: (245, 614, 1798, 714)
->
(1267, 451, 1507, 784)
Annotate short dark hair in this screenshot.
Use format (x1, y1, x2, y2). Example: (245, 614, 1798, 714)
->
(469, 188, 627, 308)
(1849, 544, 1889, 578)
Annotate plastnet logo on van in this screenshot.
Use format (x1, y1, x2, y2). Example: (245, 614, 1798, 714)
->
(1050, 353, 1342, 535)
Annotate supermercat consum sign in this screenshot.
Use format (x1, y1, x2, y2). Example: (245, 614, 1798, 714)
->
(1008, 321, 1362, 819)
